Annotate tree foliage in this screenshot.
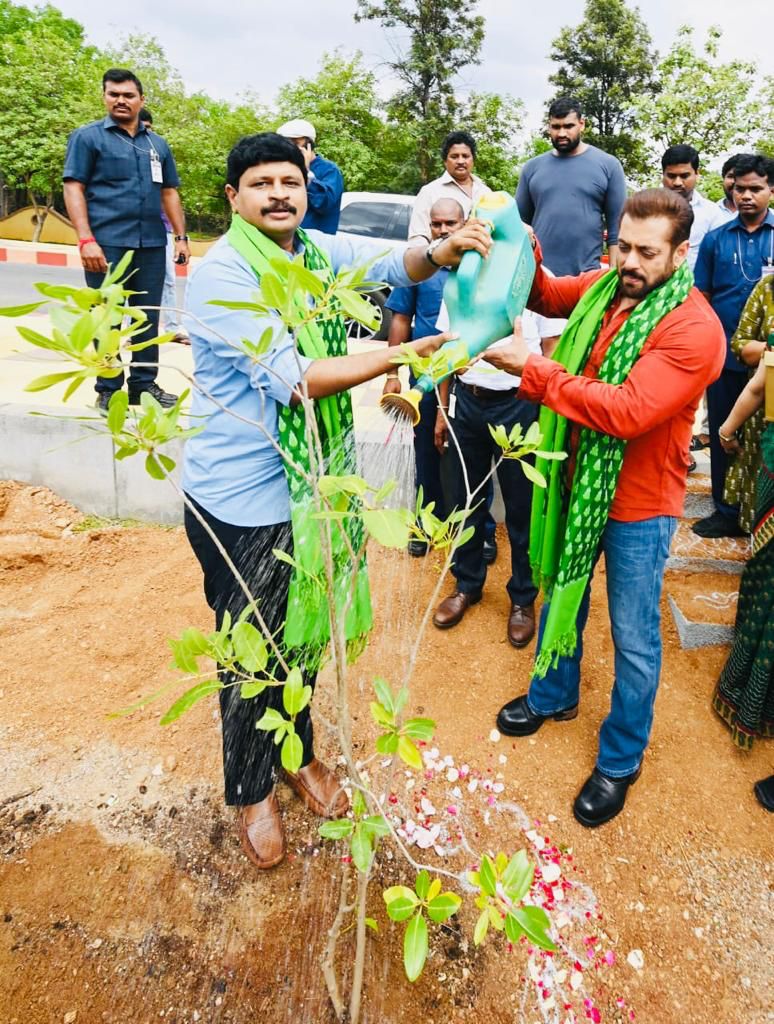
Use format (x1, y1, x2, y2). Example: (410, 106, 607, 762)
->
(633, 26, 761, 169)
(548, 0, 657, 177)
(355, 0, 485, 182)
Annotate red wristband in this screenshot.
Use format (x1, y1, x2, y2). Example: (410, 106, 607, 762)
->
(78, 236, 96, 249)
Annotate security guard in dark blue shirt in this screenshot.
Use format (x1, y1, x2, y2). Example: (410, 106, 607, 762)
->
(276, 119, 344, 235)
(63, 68, 189, 411)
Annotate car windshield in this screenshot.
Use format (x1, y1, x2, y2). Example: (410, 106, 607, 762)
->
(338, 201, 409, 241)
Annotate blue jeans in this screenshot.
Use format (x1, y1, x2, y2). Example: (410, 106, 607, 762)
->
(528, 515, 677, 777)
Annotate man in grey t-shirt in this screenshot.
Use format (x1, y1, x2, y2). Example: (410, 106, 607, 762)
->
(516, 97, 627, 276)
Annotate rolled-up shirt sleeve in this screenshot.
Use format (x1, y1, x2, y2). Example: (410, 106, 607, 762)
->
(308, 229, 413, 289)
(63, 127, 94, 183)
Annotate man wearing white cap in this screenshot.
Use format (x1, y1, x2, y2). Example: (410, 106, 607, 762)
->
(276, 118, 344, 234)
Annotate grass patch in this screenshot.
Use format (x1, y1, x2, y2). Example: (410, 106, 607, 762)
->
(72, 514, 176, 532)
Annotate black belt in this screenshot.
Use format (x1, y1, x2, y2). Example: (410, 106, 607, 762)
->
(456, 379, 517, 402)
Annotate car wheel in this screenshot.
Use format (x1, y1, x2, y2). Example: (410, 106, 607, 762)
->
(345, 289, 392, 343)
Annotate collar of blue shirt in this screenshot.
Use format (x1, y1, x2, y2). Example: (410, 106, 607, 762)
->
(726, 209, 774, 233)
(101, 114, 148, 135)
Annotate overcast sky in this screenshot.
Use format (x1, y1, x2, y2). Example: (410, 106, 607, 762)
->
(55, 0, 771, 133)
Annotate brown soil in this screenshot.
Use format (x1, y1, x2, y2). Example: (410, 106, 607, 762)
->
(1, 479, 772, 1024)
(664, 571, 739, 626)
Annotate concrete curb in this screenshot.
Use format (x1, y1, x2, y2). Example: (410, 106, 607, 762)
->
(0, 239, 195, 276)
(667, 595, 735, 649)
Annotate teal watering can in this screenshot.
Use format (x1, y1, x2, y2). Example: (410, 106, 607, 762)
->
(380, 191, 535, 425)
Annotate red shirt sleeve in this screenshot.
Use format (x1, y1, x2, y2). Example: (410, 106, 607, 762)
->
(519, 300, 726, 440)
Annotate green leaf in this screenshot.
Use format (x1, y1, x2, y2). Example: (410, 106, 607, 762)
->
(478, 856, 497, 898)
(402, 717, 435, 742)
(280, 730, 304, 773)
(255, 707, 287, 732)
(350, 825, 373, 873)
(160, 680, 223, 725)
(385, 896, 418, 922)
(403, 912, 428, 983)
(375, 732, 399, 755)
(337, 287, 379, 328)
(397, 735, 423, 771)
(319, 819, 355, 840)
(361, 507, 413, 548)
(517, 460, 547, 488)
(106, 390, 128, 433)
(372, 677, 395, 715)
(510, 906, 556, 951)
(383, 885, 418, 906)
(473, 908, 489, 946)
(361, 815, 390, 839)
(0, 300, 47, 316)
(427, 892, 462, 923)
(501, 850, 534, 903)
(319, 473, 369, 498)
(232, 621, 269, 673)
(24, 370, 81, 393)
(415, 869, 431, 901)
(504, 912, 523, 945)
(365, 918, 379, 933)
(272, 547, 298, 569)
(352, 788, 367, 819)
(370, 701, 395, 728)
(239, 680, 267, 699)
(393, 686, 409, 716)
(144, 453, 167, 480)
(282, 666, 310, 716)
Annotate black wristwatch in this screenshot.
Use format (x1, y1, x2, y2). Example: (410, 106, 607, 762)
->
(425, 237, 445, 267)
(174, 234, 189, 242)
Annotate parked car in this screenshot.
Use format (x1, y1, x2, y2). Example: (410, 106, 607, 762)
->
(336, 191, 415, 341)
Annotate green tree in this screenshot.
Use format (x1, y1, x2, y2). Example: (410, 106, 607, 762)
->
(458, 92, 525, 192)
(0, 24, 101, 237)
(354, 0, 485, 182)
(276, 51, 384, 192)
(634, 26, 761, 171)
(548, 0, 657, 177)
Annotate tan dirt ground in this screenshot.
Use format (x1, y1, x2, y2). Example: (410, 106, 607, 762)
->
(0, 480, 772, 1024)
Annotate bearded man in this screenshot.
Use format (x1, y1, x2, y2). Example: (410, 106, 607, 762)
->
(485, 189, 725, 826)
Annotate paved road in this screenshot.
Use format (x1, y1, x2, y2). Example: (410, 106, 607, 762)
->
(0, 262, 186, 308)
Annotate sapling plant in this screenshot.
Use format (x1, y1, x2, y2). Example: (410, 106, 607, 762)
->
(1, 250, 565, 1022)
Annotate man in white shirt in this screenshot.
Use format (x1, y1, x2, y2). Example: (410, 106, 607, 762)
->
(431, 310, 563, 646)
(661, 144, 724, 270)
(408, 131, 491, 244)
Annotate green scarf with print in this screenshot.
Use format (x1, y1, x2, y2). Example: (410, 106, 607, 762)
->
(227, 213, 372, 665)
(530, 260, 693, 678)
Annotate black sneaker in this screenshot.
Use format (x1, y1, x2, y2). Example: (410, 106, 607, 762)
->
(483, 537, 498, 564)
(691, 511, 747, 539)
(128, 382, 178, 409)
(95, 392, 115, 415)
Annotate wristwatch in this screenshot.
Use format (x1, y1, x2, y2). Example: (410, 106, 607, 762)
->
(174, 234, 189, 242)
(425, 237, 445, 267)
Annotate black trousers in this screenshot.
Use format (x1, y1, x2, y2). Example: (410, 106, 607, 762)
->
(85, 245, 166, 395)
(706, 367, 748, 516)
(184, 497, 315, 805)
(446, 383, 539, 606)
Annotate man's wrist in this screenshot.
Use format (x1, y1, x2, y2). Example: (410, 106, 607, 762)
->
(174, 234, 189, 242)
(78, 236, 96, 249)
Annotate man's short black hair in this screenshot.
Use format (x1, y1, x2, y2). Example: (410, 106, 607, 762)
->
(226, 132, 307, 189)
(732, 153, 774, 185)
(548, 96, 583, 121)
(441, 131, 476, 161)
(139, 107, 152, 124)
(102, 68, 143, 95)
(721, 153, 752, 178)
(661, 144, 699, 171)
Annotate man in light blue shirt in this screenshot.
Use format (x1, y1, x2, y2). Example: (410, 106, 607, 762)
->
(183, 132, 490, 870)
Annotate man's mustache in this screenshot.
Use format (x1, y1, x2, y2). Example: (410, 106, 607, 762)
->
(261, 202, 297, 215)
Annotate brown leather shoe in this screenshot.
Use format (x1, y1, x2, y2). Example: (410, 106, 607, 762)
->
(285, 758, 350, 818)
(433, 590, 482, 629)
(237, 790, 285, 869)
(508, 603, 535, 648)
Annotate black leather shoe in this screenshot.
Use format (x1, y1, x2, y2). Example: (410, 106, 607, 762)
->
(95, 392, 114, 415)
(753, 774, 774, 812)
(691, 511, 747, 538)
(483, 537, 498, 564)
(496, 694, 578, 736)
(128, 382, 178, 408)
(573, 766, 641, 828)
(407, 539, 428, 557)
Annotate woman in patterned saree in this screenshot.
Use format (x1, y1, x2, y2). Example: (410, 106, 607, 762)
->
(713, 354, 773, 811)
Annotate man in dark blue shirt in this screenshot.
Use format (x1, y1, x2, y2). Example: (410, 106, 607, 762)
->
(277, 119, 344, 234)
(693, 153, 774, 537)
(63, 68, 189, 411)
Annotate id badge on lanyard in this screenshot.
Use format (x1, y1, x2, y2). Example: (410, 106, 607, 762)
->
(149, 148, 163, 184)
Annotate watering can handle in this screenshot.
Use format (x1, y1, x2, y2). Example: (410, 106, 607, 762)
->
(456, 243, 483, 308)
